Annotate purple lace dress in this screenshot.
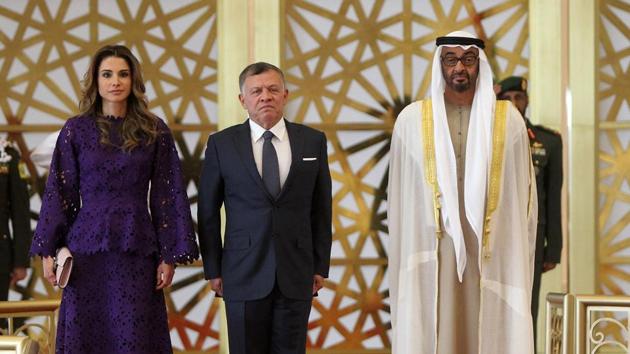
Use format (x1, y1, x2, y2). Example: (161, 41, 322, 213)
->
(30, 115, 199, 354)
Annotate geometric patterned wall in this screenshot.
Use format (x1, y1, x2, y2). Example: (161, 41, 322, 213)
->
(597, 0, 630, 299)
(596, 2, 630, 348)
(284, 0, 529, 349)
(1, 0, 536, 352)
(0, 1, 220, 352)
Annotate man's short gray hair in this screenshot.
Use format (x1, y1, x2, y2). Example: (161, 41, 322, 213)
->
(239, 62, 286, 92)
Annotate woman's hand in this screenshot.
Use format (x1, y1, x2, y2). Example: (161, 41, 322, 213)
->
(43, 256, 56, 286)
(156, 261, 175, 290)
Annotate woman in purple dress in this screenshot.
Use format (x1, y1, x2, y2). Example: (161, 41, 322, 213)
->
(30, 45, 199, 353)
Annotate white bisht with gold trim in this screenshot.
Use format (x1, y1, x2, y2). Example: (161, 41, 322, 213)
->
(387, 99, 537, 354)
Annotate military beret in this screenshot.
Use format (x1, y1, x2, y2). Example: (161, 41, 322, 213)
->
(497, 76, 527, 96)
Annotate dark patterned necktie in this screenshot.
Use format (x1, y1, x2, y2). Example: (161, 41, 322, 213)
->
(262, 130, 280, 197)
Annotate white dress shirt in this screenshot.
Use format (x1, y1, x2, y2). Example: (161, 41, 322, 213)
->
(249, 118, 292, 188)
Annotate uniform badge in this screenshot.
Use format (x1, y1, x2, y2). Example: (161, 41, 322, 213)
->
(531, 141, 546, 156)
(0, 163, 8, 175)
(18, 162, 29, 179)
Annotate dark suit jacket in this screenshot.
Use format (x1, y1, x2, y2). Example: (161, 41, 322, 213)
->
(0, 145, 31, 276)
(198, 119, 332, 301)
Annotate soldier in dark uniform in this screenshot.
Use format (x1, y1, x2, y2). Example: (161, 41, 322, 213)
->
(497, 76, 563, 346)
(0, 138, 31, 330)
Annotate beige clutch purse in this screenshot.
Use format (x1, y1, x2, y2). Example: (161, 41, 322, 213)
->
(54, 247, 73, 288)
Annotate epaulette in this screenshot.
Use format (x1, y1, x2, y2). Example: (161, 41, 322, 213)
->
(535, 124, 561, 136)
(5, 140, 20, 154)
(0, 138, 19, 149)
(0, 139, 12, 163)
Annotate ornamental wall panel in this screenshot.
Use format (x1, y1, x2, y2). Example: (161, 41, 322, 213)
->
(596, 0, 630, 348)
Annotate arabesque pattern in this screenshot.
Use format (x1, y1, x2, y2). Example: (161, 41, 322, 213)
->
(596, 0, 630, 346)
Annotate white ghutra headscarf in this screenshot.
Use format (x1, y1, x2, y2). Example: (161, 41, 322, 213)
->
(429, 30, 496, 281)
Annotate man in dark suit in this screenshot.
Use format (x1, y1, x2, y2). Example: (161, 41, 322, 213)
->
(0, 140, 31, 330)
(198, 62, 332, 353)
(497, 76, 563, 345)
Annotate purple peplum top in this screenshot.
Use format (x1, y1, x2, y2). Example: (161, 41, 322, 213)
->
(30, 115, 199, 264)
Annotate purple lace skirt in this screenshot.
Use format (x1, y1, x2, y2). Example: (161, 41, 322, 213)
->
(56, 251, 172, 354)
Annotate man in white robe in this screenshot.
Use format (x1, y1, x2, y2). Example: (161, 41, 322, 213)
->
(387, 31, 538, 354)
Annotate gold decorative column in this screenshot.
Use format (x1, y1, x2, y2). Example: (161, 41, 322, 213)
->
(529, 0, 568, 351)
(217, 0, 283, 128)
(567, 0, 597, 295)
(217, 1, 249, 353)
(251, 0, 284, 66)
(216, 1, 284, 352)
(218, 0, 249, 129)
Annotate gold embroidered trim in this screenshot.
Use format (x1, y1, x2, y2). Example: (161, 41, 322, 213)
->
(482, 100, 509, 260)
(420, 99, 508, 258)
(421, 99, 443, 240)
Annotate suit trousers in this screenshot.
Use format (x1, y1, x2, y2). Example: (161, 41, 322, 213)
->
(225, 282, 312, 354)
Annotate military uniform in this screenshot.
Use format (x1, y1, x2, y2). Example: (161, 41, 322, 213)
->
(526, 119, 563, 328)
(0, 140, 31, 307)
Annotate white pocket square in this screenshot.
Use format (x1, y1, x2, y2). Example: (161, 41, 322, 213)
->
(302, 157, 317, 161)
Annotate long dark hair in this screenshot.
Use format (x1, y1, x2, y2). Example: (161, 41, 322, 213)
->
(79, 44, 158, 151)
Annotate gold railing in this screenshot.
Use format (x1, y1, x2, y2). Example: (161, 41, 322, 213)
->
(0, 335, 38, 354)
(0, 300, 60, 353)
(546, 292, 575, 354)
(546, 293, 630, 354)
(575, 295, 630, 354)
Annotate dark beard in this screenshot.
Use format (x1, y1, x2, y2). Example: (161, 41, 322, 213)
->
(441, 66, 475, 92)
(448, 72, 471, 92)
(452, 80, 470, 92)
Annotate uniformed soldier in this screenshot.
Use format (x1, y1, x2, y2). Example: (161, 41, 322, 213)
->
(0, 138, 31, 330)
(497, 76, 563, 346)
